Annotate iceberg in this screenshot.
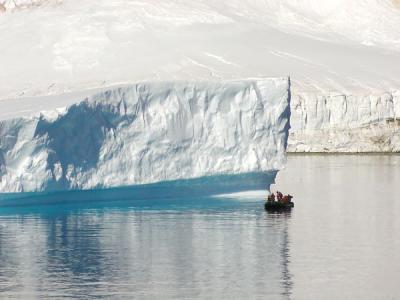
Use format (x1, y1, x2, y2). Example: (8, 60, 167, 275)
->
(0, 78, 290, 193)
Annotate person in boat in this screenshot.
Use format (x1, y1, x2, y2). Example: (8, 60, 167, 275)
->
(276, 191, 283, 202)
(267, 192, 276, 202)
(282, 194, 293, 204)
(282, 195, 289, 203)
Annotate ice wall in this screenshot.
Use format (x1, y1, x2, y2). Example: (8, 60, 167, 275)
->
(289, 90, 400, 152)
(0, 79, 290, 193)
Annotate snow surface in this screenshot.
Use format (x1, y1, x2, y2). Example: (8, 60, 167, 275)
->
(0, 0, 61, 11)
(1, 0, 400, 98)
(0, 78, 290, 193)
(1, 0, 399, 152)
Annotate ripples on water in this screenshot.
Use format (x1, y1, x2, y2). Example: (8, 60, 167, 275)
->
(0, 199, 292, 299)
(1, 155, 400, 299)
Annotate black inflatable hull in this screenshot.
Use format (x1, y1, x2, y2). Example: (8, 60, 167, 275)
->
(264, 201, 294, 211)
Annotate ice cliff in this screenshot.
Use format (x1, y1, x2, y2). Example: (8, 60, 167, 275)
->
(289, 90, 400, 152)
(0, 79, 290, 193)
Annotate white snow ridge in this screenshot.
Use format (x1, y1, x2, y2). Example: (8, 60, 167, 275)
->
(0, 79, 290, 193)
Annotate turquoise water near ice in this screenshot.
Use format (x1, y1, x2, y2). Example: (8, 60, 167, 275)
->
(0, 172, 276, 208)
(0, 173, 287, 299)
(1, 155, 400, 299)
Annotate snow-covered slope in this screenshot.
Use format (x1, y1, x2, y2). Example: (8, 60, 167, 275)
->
(0, 79, 290, 193)
(1, 0, 399, 151)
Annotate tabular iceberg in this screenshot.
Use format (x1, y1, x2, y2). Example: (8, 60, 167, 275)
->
(0, 79, 290, 193)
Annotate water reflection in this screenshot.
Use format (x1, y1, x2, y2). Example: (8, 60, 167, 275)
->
(275, 154, 400, 299)
(280, 213, 293, 298)
(3, 154, 399, 299)
(0, 197, 294, 299)
(265, 210, 293, 298)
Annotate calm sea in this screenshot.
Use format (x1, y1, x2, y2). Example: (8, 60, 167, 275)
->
(0, 154, 399, 299)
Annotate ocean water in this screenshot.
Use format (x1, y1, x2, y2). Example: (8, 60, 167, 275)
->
(1, 155, 400, 299)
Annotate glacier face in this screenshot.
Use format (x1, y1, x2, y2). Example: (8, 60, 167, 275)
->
(289, 90, 400, 152)
(0, 79, 290, 193)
